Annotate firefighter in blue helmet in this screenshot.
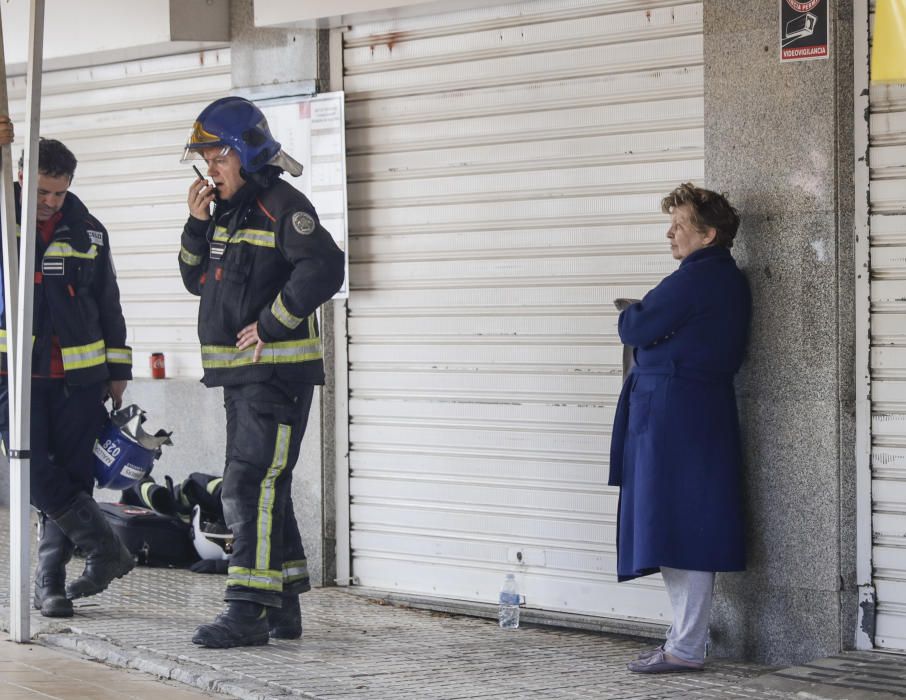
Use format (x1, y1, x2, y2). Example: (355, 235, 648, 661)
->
(0, 120, 135, 618)
(179, 97, 345, 648)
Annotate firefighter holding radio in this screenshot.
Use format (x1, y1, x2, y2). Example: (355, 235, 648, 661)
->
(179, 97, 344, 648)
(0, 119, 135, 618)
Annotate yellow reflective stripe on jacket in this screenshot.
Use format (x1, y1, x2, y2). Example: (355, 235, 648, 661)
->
(270, 293, 304, 330)
(256, 423, 291, 572)
(180, 246, 203, 266)
(226, 566, 283, 592)
(206, 477, 223, 494)
(44, 241, 99, 260)
(212, 226, 276, 248)
(0, 329, 36, 353)
(200, 338, 322, 369)
(281, 559, 309, 583)
(61, 339, 106, 371)
(106, 347, 132, 365)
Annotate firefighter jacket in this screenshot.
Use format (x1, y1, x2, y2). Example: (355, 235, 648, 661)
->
(178, 178, 345, 388)
(0, 185, 132, 385)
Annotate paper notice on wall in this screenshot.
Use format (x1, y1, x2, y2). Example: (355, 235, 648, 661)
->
(259, 92, 349, 298)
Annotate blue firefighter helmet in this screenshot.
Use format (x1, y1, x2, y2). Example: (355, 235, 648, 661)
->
(93, 405, 172, 490)
(180, 96, 303, 176)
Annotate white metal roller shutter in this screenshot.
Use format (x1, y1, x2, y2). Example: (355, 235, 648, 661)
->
(344, 0, 702, 622)
(868, 14, 906, 650)
(5, 48, 231, 378)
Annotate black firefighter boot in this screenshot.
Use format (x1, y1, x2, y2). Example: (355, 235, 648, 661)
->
(53, 492, 135, 600)
(192, 600, 270, 648)
(33, 515, 74, 617)
(267, 594, 302, 639)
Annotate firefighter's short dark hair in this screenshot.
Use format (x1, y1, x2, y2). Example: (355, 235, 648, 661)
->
(18, 138, 77, 181)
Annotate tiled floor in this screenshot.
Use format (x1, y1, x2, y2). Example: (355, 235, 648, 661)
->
(1, 507, 905, 699)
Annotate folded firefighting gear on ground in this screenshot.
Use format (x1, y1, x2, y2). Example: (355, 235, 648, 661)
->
(121, 472, 223, 521)
(120, 477, 178, 515)
(97, 502, 198, 567)
(117, 471, 232, 570)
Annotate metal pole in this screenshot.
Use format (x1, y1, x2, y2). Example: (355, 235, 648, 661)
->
(853, 0, 875, 651)
(7, 0, 45, 643)
(0, 4, 25, 644)
(328, 27, 352, 587)
(0, 0, 21, 375)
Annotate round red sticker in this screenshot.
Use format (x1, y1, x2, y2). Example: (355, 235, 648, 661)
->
(786, 0, 820, 11)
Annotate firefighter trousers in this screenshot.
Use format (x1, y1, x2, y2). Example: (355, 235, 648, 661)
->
(222, 381, 313, 607)
(0, 379, 106, 516)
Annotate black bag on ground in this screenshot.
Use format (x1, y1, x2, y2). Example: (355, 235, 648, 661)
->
(98, 502, 199, 567)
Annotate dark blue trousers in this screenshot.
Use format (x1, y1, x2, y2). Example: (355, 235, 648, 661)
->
(0, 379, 106, 516)
(221, 382, 313, 607)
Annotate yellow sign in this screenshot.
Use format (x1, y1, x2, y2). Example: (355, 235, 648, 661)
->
(873, 0, 906, 83)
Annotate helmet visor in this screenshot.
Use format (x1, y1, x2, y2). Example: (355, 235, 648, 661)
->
(180, 144, 230, 165)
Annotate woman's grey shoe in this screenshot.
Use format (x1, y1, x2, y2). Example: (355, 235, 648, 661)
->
(627, 650, 704, 674)
(635, 644, 665, 661)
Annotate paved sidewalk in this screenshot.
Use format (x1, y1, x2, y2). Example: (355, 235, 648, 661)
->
(0, 639, 219, 699)
(1, 507, 905, 699)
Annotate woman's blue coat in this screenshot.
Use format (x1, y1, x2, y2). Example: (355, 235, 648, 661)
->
(609, 245, 751, 581)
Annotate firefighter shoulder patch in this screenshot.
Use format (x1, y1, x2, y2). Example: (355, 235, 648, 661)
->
(292, 211, 316, 235)
(87, 230, 105, 246)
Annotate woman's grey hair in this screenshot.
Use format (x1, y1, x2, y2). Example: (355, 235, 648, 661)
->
(661, 182, 740, 249)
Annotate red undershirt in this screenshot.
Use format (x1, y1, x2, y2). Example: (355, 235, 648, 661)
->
(36, 211, 65, 379)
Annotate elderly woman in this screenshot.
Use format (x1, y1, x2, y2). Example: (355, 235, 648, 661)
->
(609, 183, 750, 673)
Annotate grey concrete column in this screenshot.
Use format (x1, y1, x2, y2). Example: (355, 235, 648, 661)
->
(230, 0, 319, 91)
(703, 0, 857, 665)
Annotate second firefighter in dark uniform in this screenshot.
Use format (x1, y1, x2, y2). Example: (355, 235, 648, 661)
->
(0, 133, 135, 618)
(179, 96, 345, 648)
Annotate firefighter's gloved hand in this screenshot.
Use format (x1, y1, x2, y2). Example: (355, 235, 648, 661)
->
(189, 558, 229, 574)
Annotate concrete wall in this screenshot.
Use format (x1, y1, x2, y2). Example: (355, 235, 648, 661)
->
(704, 0, 857, 665)
(230, 0, 319, 92)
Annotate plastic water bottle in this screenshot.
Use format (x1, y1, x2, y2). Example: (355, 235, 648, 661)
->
(498, 573, 520, 629)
